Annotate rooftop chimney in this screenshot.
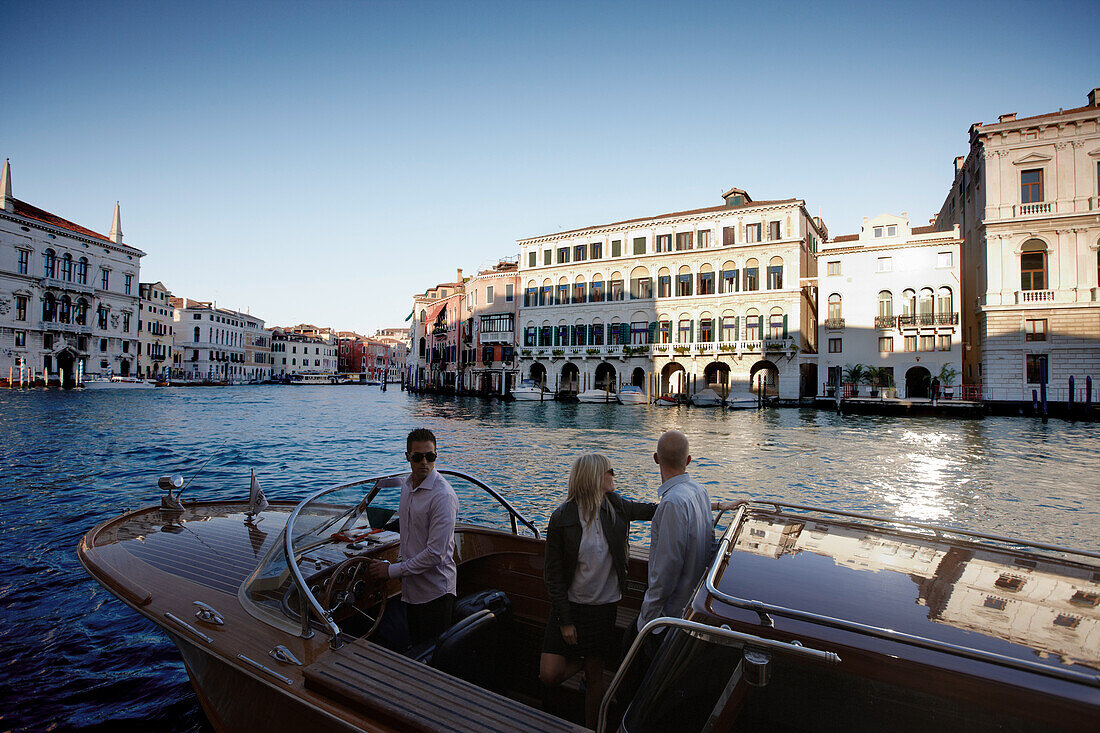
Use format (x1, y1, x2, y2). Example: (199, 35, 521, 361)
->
(1089, 87, 1100, 108)
(954, 156, 965, 173)
(998, 113, 1017, 123)
(456, 268, 463, 283)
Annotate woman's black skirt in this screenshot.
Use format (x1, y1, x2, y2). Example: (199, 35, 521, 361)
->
(542, 601, 617, 660)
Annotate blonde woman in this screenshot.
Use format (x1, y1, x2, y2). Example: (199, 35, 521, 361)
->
(540, 454, 657, 728)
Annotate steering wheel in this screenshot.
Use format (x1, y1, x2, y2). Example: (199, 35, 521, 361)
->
(321, 556, 388, 638)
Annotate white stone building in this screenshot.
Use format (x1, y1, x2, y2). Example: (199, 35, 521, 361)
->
(137, 281, 174, 379)
(934, 87, 1100, 403)
(270, 325, 337, 380)
(0, 159, 143, 384)
(409, 275, 465, 391)
(516, 188, 827, 400)
(817, 214, 964, 398)
(171, 298, 268, 383)
(464, 259, 520, 395)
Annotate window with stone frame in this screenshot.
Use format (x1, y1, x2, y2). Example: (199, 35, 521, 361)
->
(611, 240, 621, 257)
(746, 223, 762, 243)
(675, 232, 693, 251)
(768, 221, 781, 240)
(722, 226, 735, 246)
(633, 237, 647, 255)
(1021, 169, 1043, 203)
(591, 242, 603, 259)
(1026, 354, 1048, 384)
(1020, 250, 1046, 291)
(828, 338, 841, 353)
(15, 295, 27, 321)
(17, 249, 29, 274)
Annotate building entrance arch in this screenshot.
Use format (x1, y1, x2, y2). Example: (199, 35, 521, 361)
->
(631, 367, 646, 388)
(661, 362, 687, 397)
(749, 360, 779, 396)
(56, 348, 78, 388)
(905, 366, 931, 399)
(529, 362, 546, 385)
(703, 361, 731, 396)
(561, 363, 580, 394)
(593, 362, 617, 392)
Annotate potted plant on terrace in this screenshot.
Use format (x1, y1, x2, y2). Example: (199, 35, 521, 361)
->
(843, 363, 867, 397)
(938, 365, 959, 399)
(863, 368, 882, 398)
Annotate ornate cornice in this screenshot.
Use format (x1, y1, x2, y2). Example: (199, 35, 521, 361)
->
(0, 211, 146, 258)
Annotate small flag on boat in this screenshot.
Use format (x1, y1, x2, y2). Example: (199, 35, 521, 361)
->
(247, 469, 269, 517)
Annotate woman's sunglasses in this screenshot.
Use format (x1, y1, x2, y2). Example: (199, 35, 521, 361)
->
(408, 451, 437, 463)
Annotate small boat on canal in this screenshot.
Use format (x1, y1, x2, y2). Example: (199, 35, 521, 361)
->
(78, 473, 1100, 731)
(82, 375, 157, 390)
(724, 392, 757, 409)
(689, 388, 724, 407)
(576, 388, 616, 403)
(616, 386, 647, 405)
(511, 379, 552, 401)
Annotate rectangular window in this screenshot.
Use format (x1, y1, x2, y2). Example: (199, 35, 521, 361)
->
(722, 226, 735, 246)
(557, 247, 569, 264)
(574, 244, 587, 262)
(1025, 318, 1047, 341)
(768, 221, 781, 241)
(486, 286, 494, 304)
(937, 335, 952, 351)
(124, 274, 132, 295)
(721, 316, 737, 341)
(657, 275, 671, 298)
(100, 338, 108, 352)
(591, 242, 603, 259)
(919, 335, 935, 351)
(698, 230, 711, 248)
(528, 251, 536, 268)
(878, 337, 893, 353)
(699, 318, 714, 342)
(557, 283, 569, 304)
(590, 281, 604, 302)
(675, 232, 693, 251)
(631, 277, 652, 299)
(15, 331, 26, 347)
(698, 271, 715, 295)
(122, 313, 130, 332)
(1021, 169, 1043, 203)
(541, 285, 552, 306)
(876, 257, 893, 273)
(655, 234, 672, 252)
(826, 261, 841, 276)
(937, 251, 953, 268)
(544, 250, 552, 266)
(676, 273, 693, 297)
(633, 237, 646, 255)
(1026, 354, 1048, 384)
(17, 250, 29, 274)
(15, 295, 27, 321)
(611, 240, 621, 257)
(767, 266, 783, 290)
(887, 225, 897, 237)
(573, 282, 586, 303)
(746, 223, 762, 243)
(904, 335, 917, 352)
(100, 269, 110, 290)
(610, 278, 624, 301)
(505, 284, 513, 302)
(828, 338, 842, 353)
(720, 269, 738, 293)
(658, 321, 672, 343)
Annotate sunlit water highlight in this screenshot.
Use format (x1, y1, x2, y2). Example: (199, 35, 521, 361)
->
(0, 386, 1096, 730)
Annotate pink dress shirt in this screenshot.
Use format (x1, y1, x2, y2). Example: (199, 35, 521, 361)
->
(387, 470, 459, 604)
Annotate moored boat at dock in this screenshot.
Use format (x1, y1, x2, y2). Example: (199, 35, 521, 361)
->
(82, 376, 157, 390)
(616, 386, 647, 405)
(689, 388, 724, 407)
(511, 379, 551, 401)
(576, 388, 616, 403)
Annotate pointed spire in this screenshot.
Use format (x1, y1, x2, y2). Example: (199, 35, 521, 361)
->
(1, 158, 12, 213)
(109, 201, 123, 244)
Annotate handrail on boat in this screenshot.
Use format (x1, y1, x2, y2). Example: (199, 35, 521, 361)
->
(283, 470, 541, 644)
(596, 615, 841, 733)
(703, 502, 1100, 688)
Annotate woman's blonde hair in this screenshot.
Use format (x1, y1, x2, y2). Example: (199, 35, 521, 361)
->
(567, 454, 612, 526)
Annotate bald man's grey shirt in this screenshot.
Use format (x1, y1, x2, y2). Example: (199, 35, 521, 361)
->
(637, 473, 712, 631)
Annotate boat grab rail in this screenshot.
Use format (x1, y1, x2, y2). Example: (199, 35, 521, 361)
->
(596, 615, 841, 733)
(703, 504, 1100, 688)
(284, 470, 541, 645)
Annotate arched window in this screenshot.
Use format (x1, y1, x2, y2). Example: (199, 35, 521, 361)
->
(590, 321, 604, 345)
(697, 263, 715, 295)
(61, 253, 73, 281)
(541, 278, 553, 306)
(720, 260, 738, 294)
(630, 266, 652, 299)
(42, 293, 56, 321)
(573, 275, 587, 304)
(699, 311, 714, 342)
(767, 256, 784, 289)
(1021, 239, 1047, 291)
(676, 265, 693, 297)
(75, 298, 88, 325)
(918, 288, 934, 321)
(609, 271, 624, 301)
(657, 267, 671, 298)
(745, 308, 761, 340)
(878, 290, 893, 318)
(557, 276, 570, 305)
(937, 287, 953, 317)
(768, 306, 786, 340)
(744, 258, 760, 291)
(902, 289, 916, 316)
(827, 293, 842, 321)
(59, 295, 72, 323)
(590, 275, 605, 303)
(43, 249, 57, 278)
(77, 257, 88, 284)
(194, 326, 201, 343)
(419, 309, 426, 323)
(677, 317, 693, 343)
(720, 309, 738, 342)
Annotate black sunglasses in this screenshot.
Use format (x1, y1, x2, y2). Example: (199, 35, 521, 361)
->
(407, 451, 437, 463)
(607, 468, 615, 476)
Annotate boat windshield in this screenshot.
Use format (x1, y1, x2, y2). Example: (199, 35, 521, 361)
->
(240, 470, 539, 637)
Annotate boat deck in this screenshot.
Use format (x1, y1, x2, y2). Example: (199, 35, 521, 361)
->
(304, 637, 585, 733)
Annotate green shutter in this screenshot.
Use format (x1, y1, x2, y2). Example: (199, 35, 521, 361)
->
(689, 320, 695, 343)
(621, 323, 630, 344)
(553, 327, 560, 346)
(568, 325, 575, 345)
(759, 316, 764, 337)
(782, 315, 789, 339)
(648, 322, 657, 344)
(734, 316, 739, 340)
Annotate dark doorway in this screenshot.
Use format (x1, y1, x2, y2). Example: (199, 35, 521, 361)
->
(593, 362, 616, 392)
(561, 363, 580, 394)
(631, 367, 646, 388)
(905, 366, 931, 399)
(749, 360, 779, 396)
(530, 362, 546, 386)
(703, 362, 730, 396)
(56, 349, 77, 388)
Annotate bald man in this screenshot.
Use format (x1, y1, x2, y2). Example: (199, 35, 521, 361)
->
(636, 430, 714, 632)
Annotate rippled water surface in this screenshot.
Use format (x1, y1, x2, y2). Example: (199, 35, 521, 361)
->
(1, 386, 1097, 731)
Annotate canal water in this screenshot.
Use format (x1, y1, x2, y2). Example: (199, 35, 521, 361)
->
(1, 386, 1096, 731)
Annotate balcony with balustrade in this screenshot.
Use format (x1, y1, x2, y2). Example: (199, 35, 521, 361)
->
(897, 313, 959, 329)
(1015, 290, 1055, 305)
(823, 318, 845, 330)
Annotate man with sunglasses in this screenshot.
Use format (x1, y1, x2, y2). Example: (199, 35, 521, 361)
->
(368, 428, 459, 645)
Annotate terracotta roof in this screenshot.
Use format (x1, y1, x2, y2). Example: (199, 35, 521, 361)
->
(830, 224, 942, 243)
(987, 103, 1097, 127)
(910, 225, 937, 235)
(522, 198, 802, 241)
(11, 197, 110, 242)
(830, 234, 859, 243)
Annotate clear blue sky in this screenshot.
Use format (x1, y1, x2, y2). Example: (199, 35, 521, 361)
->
(6, 0, 1097, 334)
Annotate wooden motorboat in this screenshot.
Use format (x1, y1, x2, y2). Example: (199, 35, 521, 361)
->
(653, 395, 680, 406)
(689, 388, 723, 407)
(82, 376, 156, 389)
(78, 475, 1100, 732)
(511, 380, 551, 401)
(576, 389, 616, 403)
(724, 393, 757, 409)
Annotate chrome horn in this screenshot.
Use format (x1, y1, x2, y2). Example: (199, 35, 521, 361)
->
(160, 474, 185, 511)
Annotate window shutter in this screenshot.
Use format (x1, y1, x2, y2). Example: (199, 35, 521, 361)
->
(621, 322, 630, 344)
(553, 327, 560, 346)
(648, 322, 657, 343)
(782, 315, 789, 339)
(759, 316, 765, 336)
(689, 320, 695, 343)
(733, 316, 739, 341)
(718, 317, 724, 338)
(566, 325, 573, 345)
